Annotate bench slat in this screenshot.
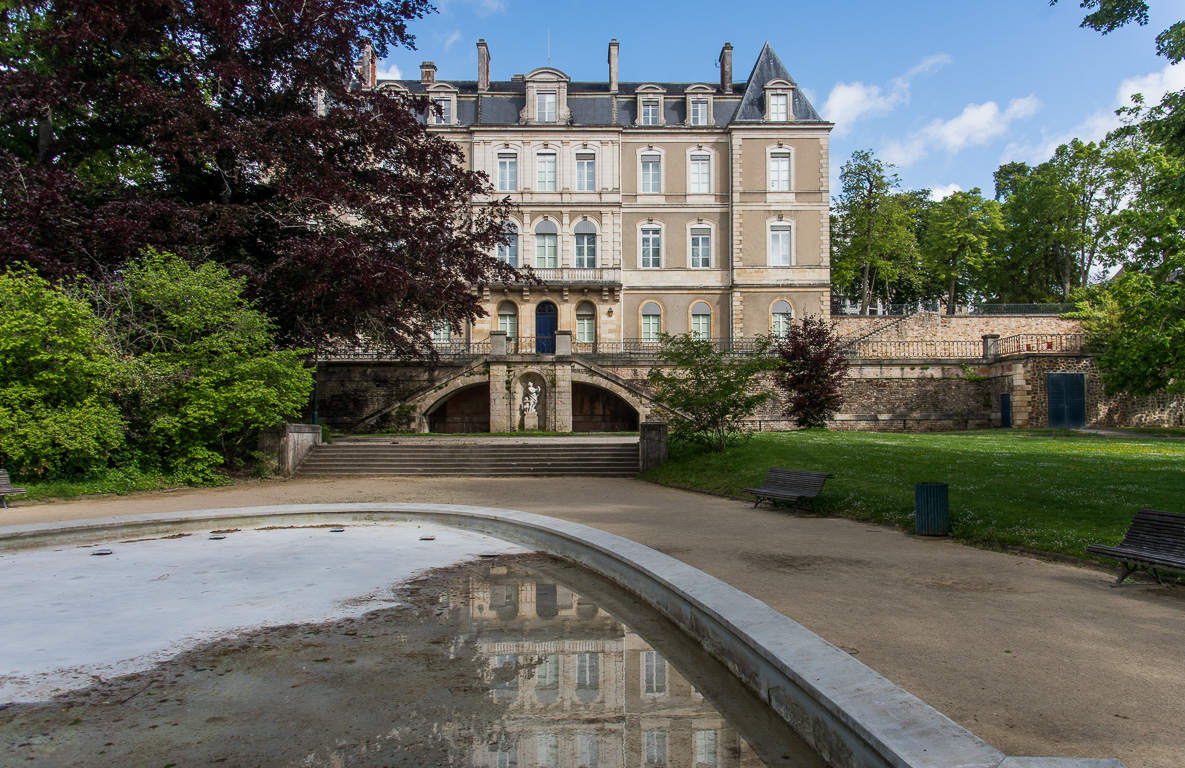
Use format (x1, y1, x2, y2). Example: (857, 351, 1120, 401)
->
(1089, 509, 1185, 583)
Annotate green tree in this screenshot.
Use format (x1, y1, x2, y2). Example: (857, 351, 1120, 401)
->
(98, 252, 314, 479)
(831, 150, 921, 314)
(645, 335, 774, 453)
(772, 316, 849, 428)
(0, 268, 125, 478)
(923, 189, 1004, 313)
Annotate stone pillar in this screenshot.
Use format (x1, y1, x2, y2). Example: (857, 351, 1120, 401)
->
(490, 330, 507, 356)
(639, 421, 668, 472)
(982, 334, 1000, 361)
(553, 364, 573, 432)
(555, 330, 572, 355)
(489, 362, 511, 431)
(258, 423, 322, 476)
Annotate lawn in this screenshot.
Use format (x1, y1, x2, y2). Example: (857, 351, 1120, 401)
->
(644, 429, 1185, 559)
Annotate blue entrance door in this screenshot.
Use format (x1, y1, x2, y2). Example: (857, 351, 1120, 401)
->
(1047, 373, 1086, 428)
(535, 302, 557, 353)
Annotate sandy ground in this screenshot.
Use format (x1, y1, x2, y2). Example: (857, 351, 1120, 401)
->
(4, 475, 1184, 768)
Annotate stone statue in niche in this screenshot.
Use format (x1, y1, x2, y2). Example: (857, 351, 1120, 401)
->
(523, 381, 540, 414)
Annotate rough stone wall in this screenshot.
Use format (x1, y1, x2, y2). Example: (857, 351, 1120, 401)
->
(1021, 355, 1185, 429)
(834, 313, 1081, 342)
(316, 362, 469, 430)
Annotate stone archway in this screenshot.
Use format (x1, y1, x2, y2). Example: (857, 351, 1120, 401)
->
(572, 383, 639, 432)
(424, 383, 491, 433)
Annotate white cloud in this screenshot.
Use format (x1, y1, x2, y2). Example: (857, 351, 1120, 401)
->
(929, 183, 963, 201)
(443, 30, 462, 51)
(821, 54, 951, 137)
(884, 95, 1041, 167)
(375, 61, 402, 81)
(1002, 62, 1185, 164)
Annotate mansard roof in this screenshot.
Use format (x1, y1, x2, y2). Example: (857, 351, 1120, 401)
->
(378, 43, 826, 127)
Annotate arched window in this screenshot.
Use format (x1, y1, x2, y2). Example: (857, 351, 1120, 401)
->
(534, 220, 558, 268)
(497, 301, 518, 340)
(574, 220, 597, 268)
(641, 302, 662, 342)
(497, 222, 519, 267)
(772, 300, 793, 337)
(691, 301, 711, 340)
(576, 301, 596, 343)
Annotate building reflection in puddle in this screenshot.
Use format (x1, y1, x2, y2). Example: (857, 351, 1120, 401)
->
(445, 561, 821, 768)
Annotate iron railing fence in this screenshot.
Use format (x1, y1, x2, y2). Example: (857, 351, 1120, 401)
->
(832, 300, 1076, 316)
(964, 303, 1076, 315)
(319, 340, 491, 362)
(997, 334, 1086, 355)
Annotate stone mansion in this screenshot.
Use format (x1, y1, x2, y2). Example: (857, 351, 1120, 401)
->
(358, 38, 832, 350)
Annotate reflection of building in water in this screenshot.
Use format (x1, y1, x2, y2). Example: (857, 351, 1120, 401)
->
(449, 565, 765, 768)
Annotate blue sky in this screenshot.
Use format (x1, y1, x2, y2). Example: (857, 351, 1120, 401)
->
(377, 0, 1185, 199)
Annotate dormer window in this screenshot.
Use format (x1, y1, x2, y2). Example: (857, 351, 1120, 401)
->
(641, 100, 660, 125)
(763, 79, 794, 122)
(432, 98, 451, 125)
(635, 85, 666, 127)
(690, 99, 710, 125)
(537, 92, 557, 122)
(684, 84, 715, 126)
(425, 83, 458, 126)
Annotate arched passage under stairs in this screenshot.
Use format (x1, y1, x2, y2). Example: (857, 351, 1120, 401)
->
(572, 382, 639, 432)
(425, 383, 490, 433)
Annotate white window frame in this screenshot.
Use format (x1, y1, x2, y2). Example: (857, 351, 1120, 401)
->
(432, 97, 451, 125)
(644, 731, 668, 768)
(575, 302, 596, 343)
(688, 150, 712, 195)
(536, 152, 557, 192)
(642, 650, 667, 695)
(640, 99, 660, 125)
(695, 730, 719, 768)
(689, 224, 712, 269)
(535, 232, 557, 268)
(431, 321, 451, 344)
(690, 98, 710, 126)
(575, 151, 596, 192)
(641, 303, 663, 341)
(769, 149, 792, 192)
(769, 220, 794, 267)
(763, 80, 794, 123)
(537, 90, 557, 122)
(498, 303, 518, 339)
(769, 92, 789, 121)
(690, 302, 711, 340)
(640, 225, 662, 269)
(640, 152, 662, 194)
(496, 221, 519, 267)
(575, 232, 596, 268)
(772, 300, 794, 337)
(497, 152, 518, 192)
(576, 652, 599, 690)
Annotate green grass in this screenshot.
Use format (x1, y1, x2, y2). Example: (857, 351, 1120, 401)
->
(1115, 427, 1185, 438)
(348, 430, 640, 438)
(644, 430, 1185, 559)
(14, 468, 229, 501)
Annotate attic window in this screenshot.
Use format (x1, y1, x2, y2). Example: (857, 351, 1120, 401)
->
(769, 93, 788, 122)
(641, 100, 660, 126)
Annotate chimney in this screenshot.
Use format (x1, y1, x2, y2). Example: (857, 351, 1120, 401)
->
(718, 42, 733, 93)
(420, 61, 436, 83)
(608, 39, 619, 94)
(477, 39, 490, 92)
(359, 41, 376, 88)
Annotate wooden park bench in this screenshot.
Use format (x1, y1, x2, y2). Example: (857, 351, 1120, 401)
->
(744, 468, 834, 513)
(1086, 509, 1185, 585)
(0, 469, 25, 509)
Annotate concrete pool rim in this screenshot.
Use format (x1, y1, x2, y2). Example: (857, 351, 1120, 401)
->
(0, 503, 1125, 768)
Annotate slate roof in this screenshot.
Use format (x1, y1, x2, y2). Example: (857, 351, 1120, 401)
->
(374, 43, 827, 127)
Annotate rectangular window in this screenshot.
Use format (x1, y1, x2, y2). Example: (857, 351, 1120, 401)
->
(772, 311, 791, 337)
(576, 152, 596, 192)
(432, 98, 451, 125)
(535, 233, 557, 268)
(690, 98, 710, 125)
(769, 93, 788, 121)
(537, 91, 557, 122)
(770, 225, 792, 266)
(643, 651, 667, 695)
(499, 312, 517, 339)
(644, 731, 667, 767)
(536, 654, 559, 690)
(497, 232, 518, 267)
(576, 653, 599, 690)
(689, 153, 710, 194)
(695, 730, 719, 768)
(770, 152, 791, 191)
(641, 100, 659, 125)
(641, 227, 661, 268)
(642, 313, 661, 342)
(431, 321, 451, 344)
(497, 153, 517, 192)
(576, 314, 595, 343)
(690, 227, 711, 268)
(536, 153, 557, 192)
(537, 735, 558, 768)
(577, 735, 600, 768)
(641, 153, 661, 194)
(575, 233, 596, 268)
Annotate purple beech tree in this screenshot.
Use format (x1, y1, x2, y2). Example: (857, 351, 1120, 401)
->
(0, 0, 519, 353)
(773, 316, 849, 429)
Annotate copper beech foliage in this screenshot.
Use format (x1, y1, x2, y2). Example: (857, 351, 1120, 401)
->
(0, 0, 520, 352)
(773, 316, 849, 429)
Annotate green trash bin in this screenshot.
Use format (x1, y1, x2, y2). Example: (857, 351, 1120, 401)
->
(915, 482, 950, 536)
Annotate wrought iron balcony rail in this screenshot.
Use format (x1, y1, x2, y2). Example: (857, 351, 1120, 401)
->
(831, 300, 1076, 316)
(319, 340, 491, 361)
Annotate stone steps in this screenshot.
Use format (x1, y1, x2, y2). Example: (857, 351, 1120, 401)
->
(296, 441, 639, 477)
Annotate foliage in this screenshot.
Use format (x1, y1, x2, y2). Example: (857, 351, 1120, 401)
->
(922, 188, 1003, 312)
(0, 0, 520, 353)
(831, 150, 922, 313)
(0, 268, 125, 478)
(772, 316, 849, 428)
(645, 334, 775, 452)
(96, 251, 315, 480)
(1076, 259, 1185, 397)
(644, 429, 1185, 558)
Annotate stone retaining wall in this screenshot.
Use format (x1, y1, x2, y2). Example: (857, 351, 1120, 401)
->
(834, 313, 1081, 342)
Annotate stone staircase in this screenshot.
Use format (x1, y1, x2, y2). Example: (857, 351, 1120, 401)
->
(295, 436, 639, 477)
